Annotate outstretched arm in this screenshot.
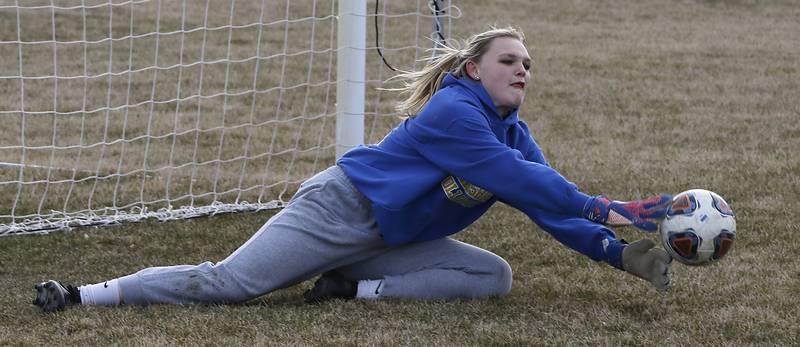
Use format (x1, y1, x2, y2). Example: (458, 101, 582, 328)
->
(521, 204, 626, 267)
(517, 124, 673, 233)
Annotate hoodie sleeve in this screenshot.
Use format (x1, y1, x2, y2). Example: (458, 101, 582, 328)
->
(522, 206, 626, 267)
(405, 91, 591, 218)
(500, 119, 626, 264)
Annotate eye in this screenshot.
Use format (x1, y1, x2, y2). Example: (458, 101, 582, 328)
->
(523, 62, 531, 71)
(500, 59, 514, 65)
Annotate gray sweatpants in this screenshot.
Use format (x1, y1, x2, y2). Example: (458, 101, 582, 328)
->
(117, 166, 512, 305)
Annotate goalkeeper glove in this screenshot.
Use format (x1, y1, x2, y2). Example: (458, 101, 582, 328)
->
(622, 239, 672, 290)
(583, 194, 672, 232)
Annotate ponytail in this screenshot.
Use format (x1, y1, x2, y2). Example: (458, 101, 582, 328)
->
(393, 45, 463, 117)
(392, 26, 525, 117)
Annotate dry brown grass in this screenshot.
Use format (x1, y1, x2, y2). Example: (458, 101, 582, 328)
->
(1, 0, 799, 345)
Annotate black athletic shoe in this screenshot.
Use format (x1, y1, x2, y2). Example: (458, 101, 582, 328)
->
(32, 280, 81, 312)
(303, 271, 357, 304)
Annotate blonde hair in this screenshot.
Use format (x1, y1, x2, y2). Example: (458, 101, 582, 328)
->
(393, 26, 525, 117)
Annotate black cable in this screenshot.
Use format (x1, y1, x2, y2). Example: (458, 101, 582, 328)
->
(430, 0, 447, 44)
(374, 0, 449, 72)
(374, 0, 399, 72)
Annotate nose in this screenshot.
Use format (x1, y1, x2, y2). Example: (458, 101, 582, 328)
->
(515, 63, 528, 77)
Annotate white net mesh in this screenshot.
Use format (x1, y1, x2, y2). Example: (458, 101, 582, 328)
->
(0, 0, 458, 235)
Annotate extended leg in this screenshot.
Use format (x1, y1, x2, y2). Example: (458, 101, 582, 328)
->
(117, 166, 387, 305)
(33, 166, 388, 311)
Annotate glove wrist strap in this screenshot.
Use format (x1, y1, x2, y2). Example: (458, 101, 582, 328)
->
(604, 238, 628, 270)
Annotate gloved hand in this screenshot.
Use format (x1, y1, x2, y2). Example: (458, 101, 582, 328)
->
(622, 239, 672, 290)
(583, 194, 672, 232)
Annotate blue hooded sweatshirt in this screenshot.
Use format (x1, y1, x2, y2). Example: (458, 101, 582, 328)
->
(337, 74, 625, 268)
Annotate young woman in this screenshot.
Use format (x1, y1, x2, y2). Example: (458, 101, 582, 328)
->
(33, 27, 672, 312)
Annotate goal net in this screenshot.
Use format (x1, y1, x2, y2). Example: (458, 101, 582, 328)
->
(0, 0, 458, 236)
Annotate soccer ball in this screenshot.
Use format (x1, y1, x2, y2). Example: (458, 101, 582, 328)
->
(659, 189, 736, 266)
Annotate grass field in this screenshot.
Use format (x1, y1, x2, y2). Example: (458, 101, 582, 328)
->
(2, 0, 799, 345)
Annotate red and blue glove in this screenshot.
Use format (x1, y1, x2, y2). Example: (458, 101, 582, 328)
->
(583, 194, 672, 232)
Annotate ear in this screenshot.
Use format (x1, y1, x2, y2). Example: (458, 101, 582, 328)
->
(465, 60, 480, 80)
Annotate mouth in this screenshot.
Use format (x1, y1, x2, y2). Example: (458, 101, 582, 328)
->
(510, 82, 526, 89)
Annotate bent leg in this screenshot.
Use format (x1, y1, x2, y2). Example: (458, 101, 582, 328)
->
(336, 238, 513, 301)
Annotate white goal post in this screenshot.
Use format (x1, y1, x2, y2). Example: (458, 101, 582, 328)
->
(0, 0, 457, 236)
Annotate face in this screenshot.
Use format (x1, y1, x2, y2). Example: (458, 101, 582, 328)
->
(467, 37, 532, 117)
